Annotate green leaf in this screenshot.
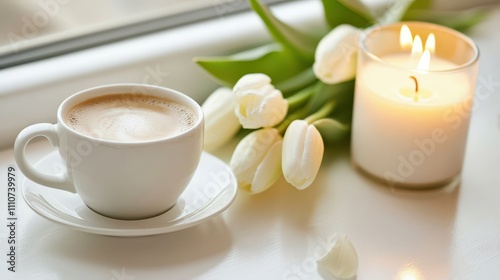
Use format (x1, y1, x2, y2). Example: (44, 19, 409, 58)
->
(249, 0, 318, 62)
(313, 118, 349, 142)
(276, 80, 355, 134)
(406, 0, 432, 10)
(377, 0, 433, 25)
(194, 44, 309, 87)
(377, 0, 417, 25)
(286, 83, 316, 112)
(275, 68, 317, 96)
(403, 8, 488, 32)
(321, 0, 374, 29)
(307, 80, 355, 114)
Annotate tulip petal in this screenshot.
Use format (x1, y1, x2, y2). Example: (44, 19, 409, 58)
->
(234, 74, 271, 96)
(230, 128, 281, 189)
(234, 74, 288, 129)
(297, 125, 324, 190)
(313, 24, 361, 84)
(317, 234, 358, 279)
(282, 120, 324, 190)
(230, 133, 265, 186)
(282, 120, 307, 185)
(251, 140, 283, 193)
(202, 88, 241, 152)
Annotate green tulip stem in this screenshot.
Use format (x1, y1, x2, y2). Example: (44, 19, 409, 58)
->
(305, 101, 336, 124)
(285, 84, 316, 111)
(276, 100, 336, 134)
(276, 106, 309, 135)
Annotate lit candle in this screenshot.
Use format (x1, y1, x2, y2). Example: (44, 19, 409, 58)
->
(351, 22, 479, 188)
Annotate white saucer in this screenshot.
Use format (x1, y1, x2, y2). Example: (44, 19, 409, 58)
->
(22, 151, 238, 237)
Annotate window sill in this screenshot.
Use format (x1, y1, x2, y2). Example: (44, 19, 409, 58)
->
(0, 0, 324, 149)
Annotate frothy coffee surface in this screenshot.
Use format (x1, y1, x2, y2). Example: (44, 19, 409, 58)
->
(66, 94, 196, 142)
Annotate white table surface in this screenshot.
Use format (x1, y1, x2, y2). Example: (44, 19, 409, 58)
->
(1, 8, 500, 280)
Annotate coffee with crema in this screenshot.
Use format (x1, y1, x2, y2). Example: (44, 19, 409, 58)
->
(65, 94, 196, 142)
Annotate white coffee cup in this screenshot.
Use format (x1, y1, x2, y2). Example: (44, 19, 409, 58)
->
(14, 84, 204, 220)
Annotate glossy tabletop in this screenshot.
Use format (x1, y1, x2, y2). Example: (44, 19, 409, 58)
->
(1, 7, 500, 280)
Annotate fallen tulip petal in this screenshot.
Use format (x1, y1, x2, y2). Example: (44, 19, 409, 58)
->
(317, 235, 358, 279)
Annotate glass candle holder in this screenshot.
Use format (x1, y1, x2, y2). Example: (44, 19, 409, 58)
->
(351, 21, 479, 188)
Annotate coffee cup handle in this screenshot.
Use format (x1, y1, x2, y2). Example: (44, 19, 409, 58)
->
(14, 123, 76, 193)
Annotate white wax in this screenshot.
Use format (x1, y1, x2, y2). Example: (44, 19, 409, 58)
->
(352, 53, 474, 186)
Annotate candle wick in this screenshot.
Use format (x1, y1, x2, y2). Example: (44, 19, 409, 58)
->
(409, 76, 419, 92)
(409, 76, 419, 102)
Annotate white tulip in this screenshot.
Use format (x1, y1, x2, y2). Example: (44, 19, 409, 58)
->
(317, 235, 358, 279)
(313, 24, 361, 84)
(202, 87, 241, 152)
(282, 120, 324, 190)
(230, 128, 283, 193)
(233, 73, 288, 129)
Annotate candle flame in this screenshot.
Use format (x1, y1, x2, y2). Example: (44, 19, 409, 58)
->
(425, 33, 436, 53)
(411, 35, 423, 57)
(400, 24, 413, 49)
(399, 25, 435, 71)
(417, 49, 431, 70)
